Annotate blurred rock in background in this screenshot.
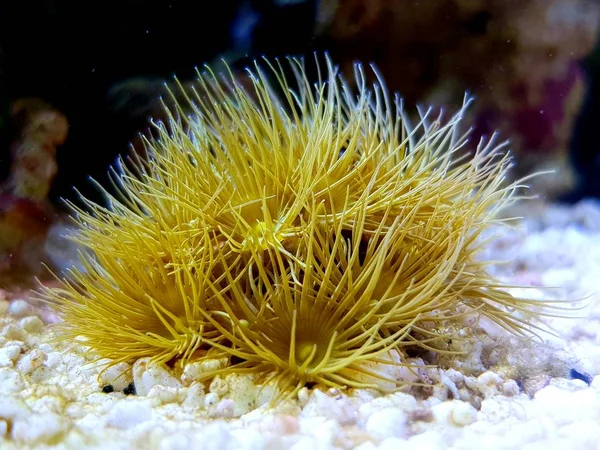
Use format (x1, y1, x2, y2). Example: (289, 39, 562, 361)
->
(0, 99, 66, 280)
(317, 0, 599, 196)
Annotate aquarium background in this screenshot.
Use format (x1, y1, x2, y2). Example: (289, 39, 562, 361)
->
(0, 0, 599, 208)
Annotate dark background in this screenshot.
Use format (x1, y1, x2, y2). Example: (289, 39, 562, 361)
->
(1, 0, 599, 206)
(0, 0, 320, 205)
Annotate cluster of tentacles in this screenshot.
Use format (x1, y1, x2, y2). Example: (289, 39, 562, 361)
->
(42, 57, 553, 397)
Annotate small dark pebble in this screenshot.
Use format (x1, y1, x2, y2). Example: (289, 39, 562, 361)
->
(569, 368, 593, 385)
(123, 382, 137, 396)
(101, 384, 115, 393)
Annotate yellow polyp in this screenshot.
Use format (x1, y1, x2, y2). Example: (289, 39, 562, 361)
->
(173, 317, 204, 334)
(241, 221, 284, 252)
(40, 55, 563, 404)
(296, 342, 318, 366)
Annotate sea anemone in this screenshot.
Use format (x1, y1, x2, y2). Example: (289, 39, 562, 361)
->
(42, 56, 556, 398)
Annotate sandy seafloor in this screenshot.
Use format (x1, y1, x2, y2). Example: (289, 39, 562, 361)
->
(1, 200, 600, 450)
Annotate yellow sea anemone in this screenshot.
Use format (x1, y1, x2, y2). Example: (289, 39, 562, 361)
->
(42, 56, 557, 398)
